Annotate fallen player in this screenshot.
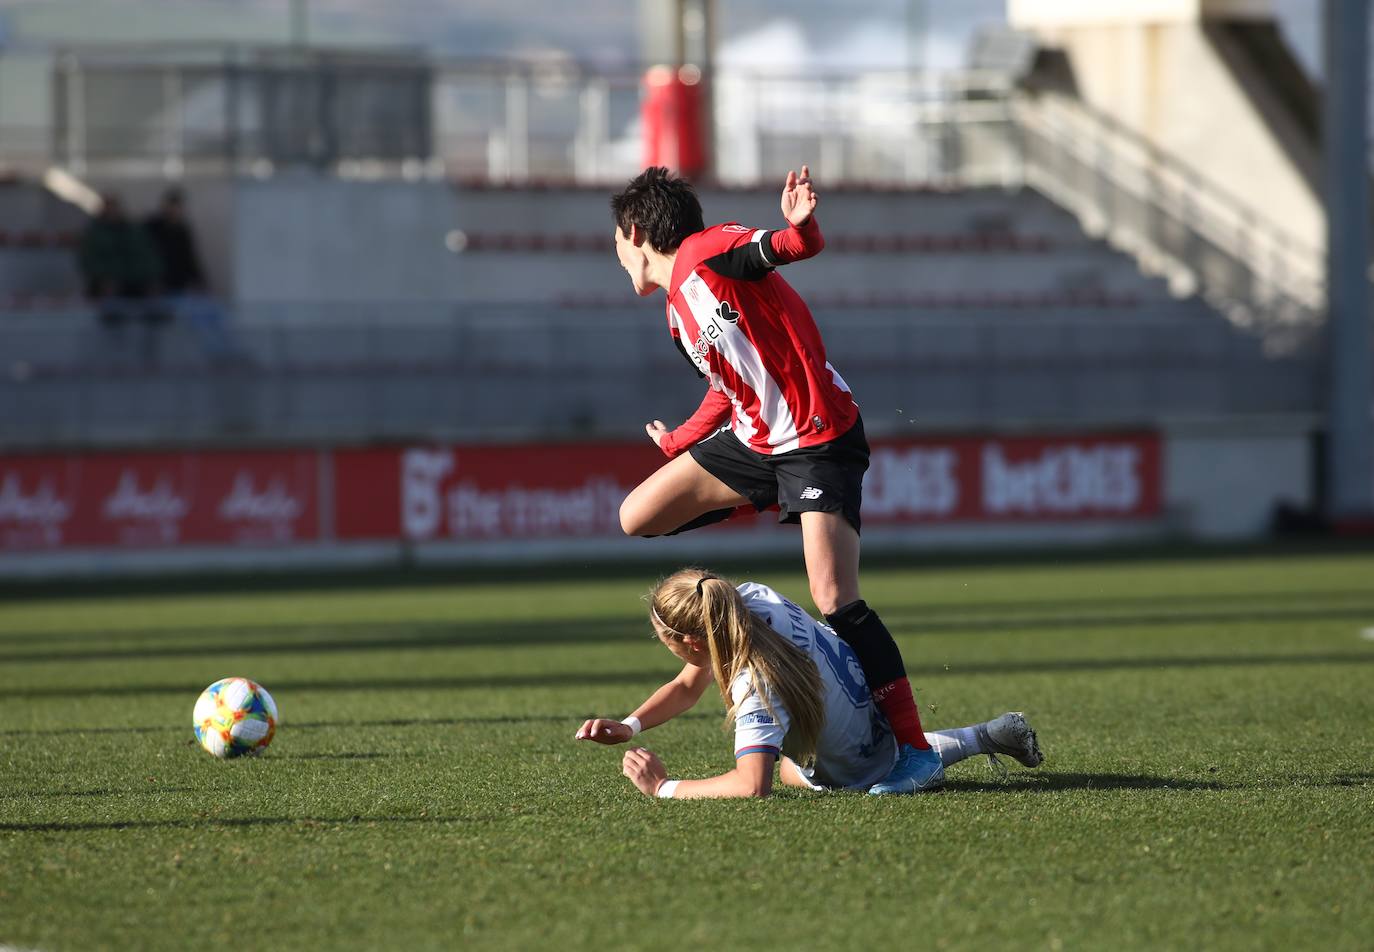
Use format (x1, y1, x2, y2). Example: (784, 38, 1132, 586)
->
(575, 567, 1042, 798)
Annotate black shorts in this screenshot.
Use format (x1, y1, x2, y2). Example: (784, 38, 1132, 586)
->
(689, 416, 869, 533)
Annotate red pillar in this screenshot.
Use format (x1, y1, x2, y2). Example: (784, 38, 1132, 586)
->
(641, 65, 706, 178)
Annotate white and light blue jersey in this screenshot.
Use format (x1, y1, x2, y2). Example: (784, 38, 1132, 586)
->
(729, 582, 897, 790)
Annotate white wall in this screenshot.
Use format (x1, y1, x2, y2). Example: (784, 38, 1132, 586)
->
(1164, 420, 1312, 537)
(231, 178, 463, 303)
(1010, 1, 1275, 27)
(226, 179, 1159, 306)
(1010, 3, 1324, 251)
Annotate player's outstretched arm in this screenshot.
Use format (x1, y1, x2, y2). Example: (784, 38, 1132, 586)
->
(622, 748, 774, 799)
(654, 388, 731, 458)
(574, 717, 637, 745)
(768, 164, 824, 264)
(574, 661, 713, 745)
(780, 164, 818, 227)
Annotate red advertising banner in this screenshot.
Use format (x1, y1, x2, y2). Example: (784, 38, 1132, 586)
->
(864, 432, 1162, 524)
(332, 443, 664, 542)
(0, 431, 1160, 552)
(331, 431, 1161, 543)
(0, 450, 318, 551)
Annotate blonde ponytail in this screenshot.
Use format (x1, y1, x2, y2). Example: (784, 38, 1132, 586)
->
(649, 568, 825, 765)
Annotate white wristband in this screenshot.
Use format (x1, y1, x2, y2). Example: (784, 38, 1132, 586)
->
(656, 779, 680, 799)
(621, 715, 642, 737)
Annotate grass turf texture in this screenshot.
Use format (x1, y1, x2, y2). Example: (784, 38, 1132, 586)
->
(2, 549, 1372, 951)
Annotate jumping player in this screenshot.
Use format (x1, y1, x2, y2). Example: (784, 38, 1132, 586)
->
(609, 165, 942, 794)
(574, 568, 1043, 798)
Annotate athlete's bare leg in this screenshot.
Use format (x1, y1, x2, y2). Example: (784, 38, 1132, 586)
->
(800, 511, 938, 786)
(798, 510, 862, 615)
(620, 452, 750, 537)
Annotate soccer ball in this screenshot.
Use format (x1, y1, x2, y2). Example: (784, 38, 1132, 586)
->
(193, 677, 278, 758)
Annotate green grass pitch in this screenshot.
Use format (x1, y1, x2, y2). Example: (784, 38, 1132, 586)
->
(2, 547, 1373, 951)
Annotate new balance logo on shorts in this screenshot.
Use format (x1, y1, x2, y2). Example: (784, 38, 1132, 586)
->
(800, 487, 824, 500)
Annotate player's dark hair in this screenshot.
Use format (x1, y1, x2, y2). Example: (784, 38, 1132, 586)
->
(649, 567, 824, 767)
(609, 167, 705, 253)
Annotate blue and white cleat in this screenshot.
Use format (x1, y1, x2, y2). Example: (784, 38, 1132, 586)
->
(976, 712, 1043, 769)
(868, 743, 945, 795)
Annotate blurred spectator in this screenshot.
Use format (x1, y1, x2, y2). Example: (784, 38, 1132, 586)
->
(79, 193, 168, 365)
(145, 188, 245, 364)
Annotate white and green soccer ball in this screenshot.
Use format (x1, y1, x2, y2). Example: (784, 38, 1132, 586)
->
(193, 677, 278, 758)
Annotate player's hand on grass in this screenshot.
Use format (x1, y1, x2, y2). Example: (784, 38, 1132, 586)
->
(645, 420, 669, 447)
(574, 718, 634, 745)
(781, 164, 817, 227)
(622, 747, 669, 797)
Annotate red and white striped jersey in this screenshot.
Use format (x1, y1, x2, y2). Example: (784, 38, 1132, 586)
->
(661, 220, 858, 457)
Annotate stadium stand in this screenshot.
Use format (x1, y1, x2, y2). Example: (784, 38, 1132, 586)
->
(0, 174, 1317, 448)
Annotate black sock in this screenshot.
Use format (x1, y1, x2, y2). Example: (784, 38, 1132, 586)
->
(825, 599, 907, 687)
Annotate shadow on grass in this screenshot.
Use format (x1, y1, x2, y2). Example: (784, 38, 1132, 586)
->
(0, 724, 194, 737)
(942, 771, 1233, 793)
(4, 537, 1373, 604)
(0, 712, 719, 739)
(0, 814, 482, 834)
(945, 771, 1374, 794)
(8, 649, 1373, 701)
(5, 589, 1374, 662)
(1326, 772, 1374, 787)
(278, 752, 402, 761)
(8, 774, 1367, 833)
(11, 668, 667, 701)
(5, 786, 199, 799)
(0, 617, 649, 658)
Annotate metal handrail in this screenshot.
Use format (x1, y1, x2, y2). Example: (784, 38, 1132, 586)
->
(1014, 90, 1325, 338)
(1031, 91, 1321, 262)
